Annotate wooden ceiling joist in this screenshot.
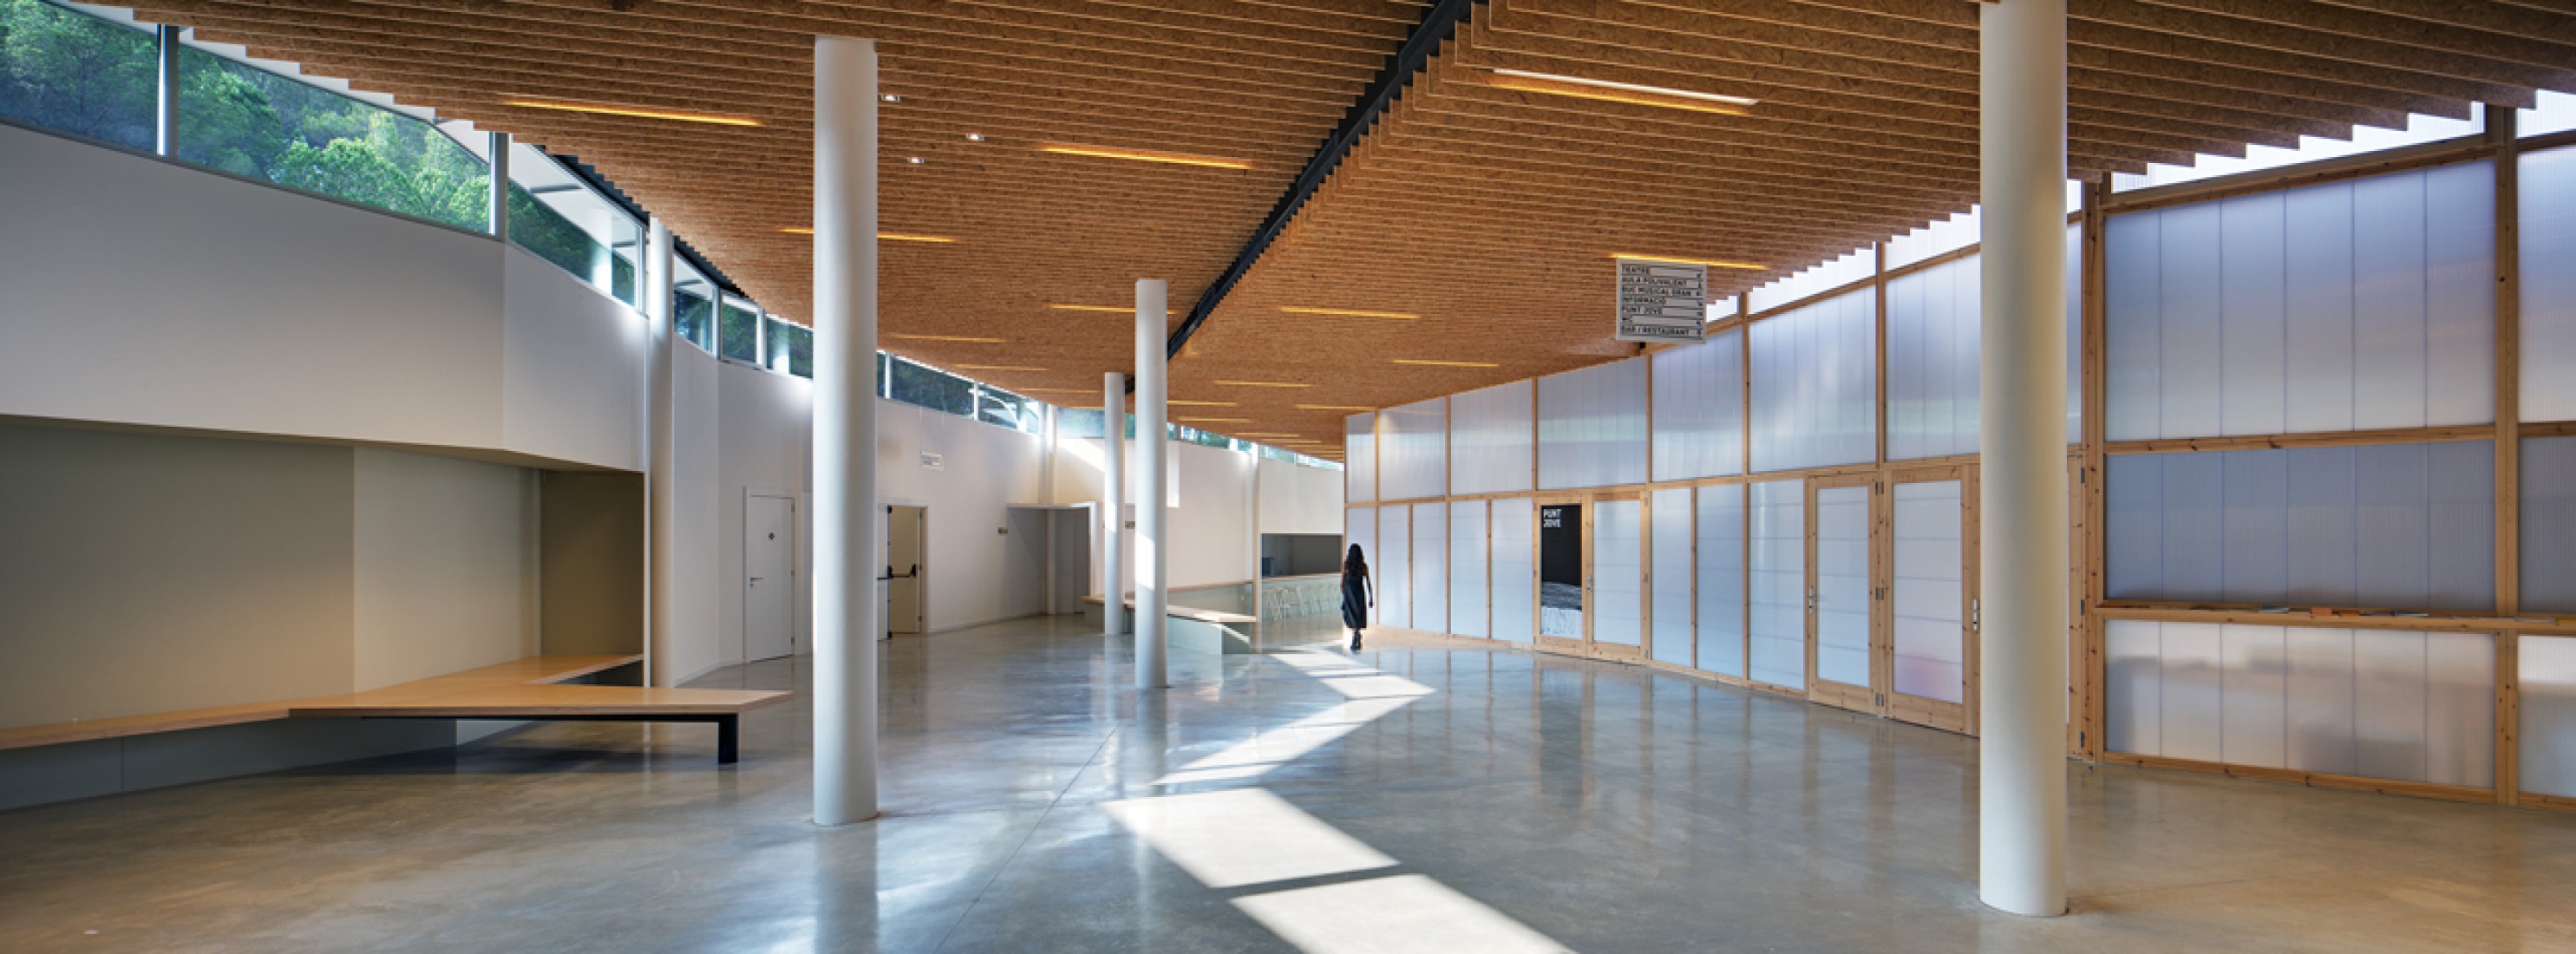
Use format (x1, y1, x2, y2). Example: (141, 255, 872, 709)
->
(135, 0, 2576, 439)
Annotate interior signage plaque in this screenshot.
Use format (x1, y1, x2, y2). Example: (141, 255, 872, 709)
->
(1617, 258, 1707, 343)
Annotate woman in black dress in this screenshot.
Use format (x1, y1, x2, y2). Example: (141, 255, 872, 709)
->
(1340, 544, 1375, 652)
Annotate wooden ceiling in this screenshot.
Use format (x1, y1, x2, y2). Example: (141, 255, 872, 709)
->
(121, 0, 2576, 461)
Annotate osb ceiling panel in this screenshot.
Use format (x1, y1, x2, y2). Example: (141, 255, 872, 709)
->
(121, 0, 2576, 461)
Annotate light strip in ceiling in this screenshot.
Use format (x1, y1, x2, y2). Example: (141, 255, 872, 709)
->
(504, 99, 762, 127)
(1281, 306, 1420, 320)
(888, 334, 1006, 343)
(1039, 143, 1252, 170)
(1481, 69, 1757, 115)
(1610, 253, 1768, 271)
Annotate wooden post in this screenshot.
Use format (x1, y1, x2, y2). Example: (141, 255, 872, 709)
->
(2079, 178, 2111, 761)
(2491, 104, 2523, 806)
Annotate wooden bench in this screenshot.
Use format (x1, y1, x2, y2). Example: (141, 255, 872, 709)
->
(1082, 594, 1264, 654)
(0, 655, 789, 764)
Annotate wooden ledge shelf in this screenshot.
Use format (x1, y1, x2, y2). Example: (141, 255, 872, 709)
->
(0, 654, 790, 764)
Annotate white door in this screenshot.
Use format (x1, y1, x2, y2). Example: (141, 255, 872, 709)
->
(745, 494, 794, 661)
(887, 506, 925, 635)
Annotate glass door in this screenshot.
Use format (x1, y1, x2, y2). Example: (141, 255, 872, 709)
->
(1808, 475, 1879, 712)
(1887, 466, 1975, 733)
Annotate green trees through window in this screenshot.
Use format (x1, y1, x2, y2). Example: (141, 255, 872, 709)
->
(173, 45, 486, 231)
(0, 0, 154, 151)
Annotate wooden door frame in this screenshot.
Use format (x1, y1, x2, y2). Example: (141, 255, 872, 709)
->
(1883, 464, 1976, 734)
(1807, 474, 1880, 713)
(1589, 492, 1646, 663)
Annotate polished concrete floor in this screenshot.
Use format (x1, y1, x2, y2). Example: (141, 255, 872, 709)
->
(5, 615, 2576, 952)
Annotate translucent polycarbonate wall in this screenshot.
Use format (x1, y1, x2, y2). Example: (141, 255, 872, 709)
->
(2525, 437, 2576, 613)
(1594, 500, 1644, 648)
(1378, 505, 1410, 627)
(1651, 488, 1695, 667)
(1344, 413, 1376, 504)
(1411, 503, 1448, 634)
(1490, 498, 1535, 643)
(1885, 255, 1983, 460)
(1695, 485, 1748, 679)
(1449, 380, 1534, 495)
(1814, 485, 1871, 687)
(2105, 621, 2494, 787)
(1893, 480, 1967, 704)
(1377, 398, 1447, 502)
(1449, 500, 1487, 637)
(1750, 290, 1876, 473)
(2107, 162, 2496, 441)
(2526, 147, 2576, 422)
(1650, 330, 1744, 481)
(2107, 442, 2494, 611)
(1880, 229, 2085, 454)
(2521, 637, 2576, 797)
(1538, 358, 1649, 490)
(1749, 480, 1807, 689)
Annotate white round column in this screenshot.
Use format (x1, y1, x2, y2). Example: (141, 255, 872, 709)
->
(1102, 372, 1127, 639)
(1134, 280, 1169, 689)
(1978, 0, 2070, 917)
(813, 35, 880, 827)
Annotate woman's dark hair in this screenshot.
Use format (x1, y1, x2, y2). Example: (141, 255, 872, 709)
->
(1344, 544, 1367, 574)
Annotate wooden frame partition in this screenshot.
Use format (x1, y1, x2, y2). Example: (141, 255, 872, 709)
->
(1347, 116, 2576, 812)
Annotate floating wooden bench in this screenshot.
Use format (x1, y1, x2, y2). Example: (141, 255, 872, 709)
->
(1081, 594, 1263, 654)
(0, 655, 788, 764)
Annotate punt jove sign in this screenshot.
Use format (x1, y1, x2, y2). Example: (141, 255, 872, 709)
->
(1616, 258, 1707, 343)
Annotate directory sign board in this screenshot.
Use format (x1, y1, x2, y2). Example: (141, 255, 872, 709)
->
(1617, 258, 1707, 343)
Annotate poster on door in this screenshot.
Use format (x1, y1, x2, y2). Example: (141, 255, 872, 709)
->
(1539, 504, 1584, 638)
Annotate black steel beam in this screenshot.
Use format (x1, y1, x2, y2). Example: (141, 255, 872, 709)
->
(1159, 0, 1481, 363)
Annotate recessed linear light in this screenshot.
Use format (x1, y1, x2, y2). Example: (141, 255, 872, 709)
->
(502, 99, 762, 127)
(1295, 404, 1376, 411)
(1212, 380, 1311, 388)
(1047, 304, 1180, 315)
(888, 333, 1007, 343)
(882, 94, 901, 103)
(906, 156, 925, 165)
(1391, 359, 1500, 369)
(777, 227, 958, 244)
(955, 364, 1044, 372)
(965, 133, 985, 142)
(1280, 306, 1419, 320)
(1611, 252, 1766, 271)
(1481, 68, 1758, 114)
(1039, 143, 1252, 170)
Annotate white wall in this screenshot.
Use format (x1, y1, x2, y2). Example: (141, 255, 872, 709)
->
(0, 121, 644, 471)
(877, 400, 1048, 631)
(0, 425, 356, 727)
(1259, 457, 1345, 535)
(352, 448, 540, 691)
(713, 363, 814, 671)
(0, 123, 502, 448)
(502, 251, 649, 470)
(663, 347, 728, 683)
(1172, 441, 1259, 589)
